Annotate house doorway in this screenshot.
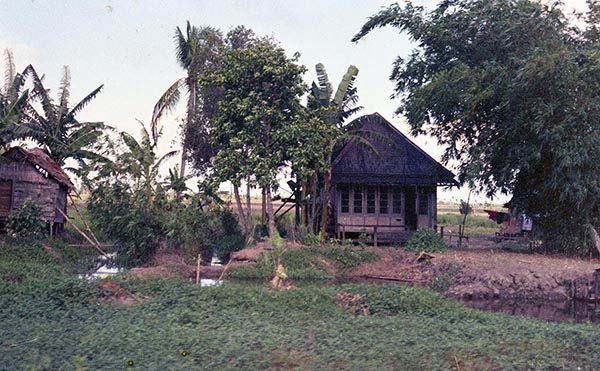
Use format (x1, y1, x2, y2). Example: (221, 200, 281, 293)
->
(404, 186, 417, 230)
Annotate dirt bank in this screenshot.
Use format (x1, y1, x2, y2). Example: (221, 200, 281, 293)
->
(126, 241, 599, 301)
(347, 246, 600, 301)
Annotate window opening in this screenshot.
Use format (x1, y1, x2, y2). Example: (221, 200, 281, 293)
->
(366, 187, 375, 214)
(379, 188, 389, 214)
(353, 188, 362, 213)
(340, 186, 349, 213)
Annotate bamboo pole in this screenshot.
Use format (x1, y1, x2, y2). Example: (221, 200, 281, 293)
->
(55, 207, 108, 257)
(217, 257, 233, 282)
(68, 192, 101, 247)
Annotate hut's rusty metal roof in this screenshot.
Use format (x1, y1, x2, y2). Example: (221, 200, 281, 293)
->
(3, 147, 75, 190)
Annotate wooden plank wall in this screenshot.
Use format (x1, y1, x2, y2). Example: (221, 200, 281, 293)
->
(0, 161, 63, 223)
(0, 179, 12, 217)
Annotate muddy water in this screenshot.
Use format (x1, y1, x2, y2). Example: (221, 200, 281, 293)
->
(459, 298, 600, 324)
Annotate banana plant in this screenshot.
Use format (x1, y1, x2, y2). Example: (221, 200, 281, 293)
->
(21, 65, 106, 166)
(0, 49, 30, 150)
(304, 63, 363, 241)
(119, 122, 178, 209)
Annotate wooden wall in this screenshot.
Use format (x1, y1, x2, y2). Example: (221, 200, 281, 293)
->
(0, 160, 66, 223)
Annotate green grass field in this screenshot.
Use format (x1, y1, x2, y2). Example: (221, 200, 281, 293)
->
(2, 238, 600, 370)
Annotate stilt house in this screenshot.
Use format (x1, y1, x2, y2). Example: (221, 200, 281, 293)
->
(331, 113, 457, 242)
(0, 147, 74, 233)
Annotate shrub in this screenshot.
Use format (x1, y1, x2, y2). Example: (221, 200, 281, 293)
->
(404, 228, 446, 253)
(6, 199, 46, 239)
(87, 182, 164, 267)
(214, 208, 245, 262)
(165, 200, 216, 263)
(227, 246, 377, 280)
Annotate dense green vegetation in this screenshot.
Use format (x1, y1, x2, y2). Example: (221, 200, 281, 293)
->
(228, 245, 377, 280)
(2, 238, 600, 369)
(354, 0, 600, 254)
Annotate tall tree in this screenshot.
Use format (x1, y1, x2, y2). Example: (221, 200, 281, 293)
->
(353, 0, 600, 254)
(183, 25, 257, 175)
(23, 65, 105, 167)
(206, 39, 306, 238)
(151, 21, 223, 179)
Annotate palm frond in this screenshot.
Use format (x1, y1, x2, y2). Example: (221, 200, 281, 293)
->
(8, 71, 27, 103)
(154, 150, 179, 172)
(333, 65, 359, 109)
(70, 148, 111, 163)
(151, 78, 183, 140)
(25, 65, 56, 124)
(68, 84, 104, 119)
(175, 22, 193, 69)
(4, 89, 28, 121)
(120, 131, 143, 157)
(3, 49, 15, 96)
(57, 66, 71, 122)
(314, 63, 333, 105)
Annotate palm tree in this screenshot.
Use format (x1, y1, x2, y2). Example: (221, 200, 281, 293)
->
(305, 63, 362, 240)
(151, 21, 223, 179)
(23, 65, 105, 167)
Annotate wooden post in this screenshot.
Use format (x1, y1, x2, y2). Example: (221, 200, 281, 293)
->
(374, 225, 378, 247)
(440, 226, 444, 240)
(196, 254, 201, 284)
(594, 269, 600, 304)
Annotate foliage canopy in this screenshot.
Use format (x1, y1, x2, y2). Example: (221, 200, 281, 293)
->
(354, 0, 600, 253)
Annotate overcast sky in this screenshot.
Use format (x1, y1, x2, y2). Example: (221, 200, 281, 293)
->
(0, 0, 591, 203)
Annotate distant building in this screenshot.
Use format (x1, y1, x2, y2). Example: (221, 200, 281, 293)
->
(330, 113, 457, 242)
(0, 147, 74, 234)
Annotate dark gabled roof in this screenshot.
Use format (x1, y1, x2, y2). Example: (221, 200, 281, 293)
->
(331, 113, 457, 186)
(2, 147, 75, 190)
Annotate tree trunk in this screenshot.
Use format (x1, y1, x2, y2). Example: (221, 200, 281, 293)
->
(245, 174, 252, 234)
(261, 187, 267, 225)
(179, 146, 187, 180)
(300, 180, 308, 227)
(319, 168, 332, 245)
(182, 80, 196, 180)
(233, 184, 247, 235)
(588, 224, 600, 256)
(266, 186, 276, 238)
(309, 169, 318, 233)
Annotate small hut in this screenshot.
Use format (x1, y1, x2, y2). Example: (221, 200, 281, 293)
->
(0, 147, 74, 234)
(331, 113, 457, 243)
